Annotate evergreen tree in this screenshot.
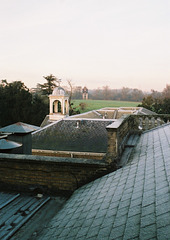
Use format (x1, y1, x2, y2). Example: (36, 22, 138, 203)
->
(0, 80, 48, 127)
(37, 74, 58, 95)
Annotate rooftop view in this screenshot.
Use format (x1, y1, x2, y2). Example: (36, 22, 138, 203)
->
(0, 1, 170, 239)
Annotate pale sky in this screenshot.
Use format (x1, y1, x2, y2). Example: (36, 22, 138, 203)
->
(0, 0, 169, 91)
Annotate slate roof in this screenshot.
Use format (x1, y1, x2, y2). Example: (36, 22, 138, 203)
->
(39, 123, 170, 240)
(32, 119, 113, 153)
(0, 122, 40, 134)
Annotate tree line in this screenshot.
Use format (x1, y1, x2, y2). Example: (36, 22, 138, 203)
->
(72, 86, 144, 102)
(72, 84, 170, 114)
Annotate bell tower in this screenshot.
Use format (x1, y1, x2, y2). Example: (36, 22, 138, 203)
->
(49, 85, 69, 121)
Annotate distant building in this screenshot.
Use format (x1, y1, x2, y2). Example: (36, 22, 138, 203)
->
(82, 86, 88, 100)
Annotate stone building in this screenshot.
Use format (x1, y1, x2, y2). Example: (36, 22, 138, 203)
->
(82, 86, 88, 100)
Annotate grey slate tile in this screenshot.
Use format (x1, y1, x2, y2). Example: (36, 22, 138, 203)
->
(130, 197, 142, 207)
(101, 216, 115, 229)
(116, 206, 129, 218)
(105, 208, 117, 218)
(85, 209, 99, 220)
(156, 186, 169, 196)
(73, 218, 85, 228)
(109, 200, 120, 210)
(60, 228, 79, 239)
(113, 214, 128, 227)
(139, 224, 157, 240)
(91, 216, 105, 228)
(131, 189, 143, 200)
(141, 203, 155, 217)
(157, 225, 170, 240)
(142, 194, 155, 207)
(82, 217, 94, 228)
(156, 201, 170, 216)
(109, 225, 125, 239)
(156, 191, 169, 205)
(141, 213, 156, 227)
(85, 225, 100, 238)
(123, 223, 140, 239)
(128, 205, 141, 217)
(118, 199, 131, 209)
(97, 226, 112, 239)
(142, 189, 155, 199)
(157, 212, 170, 228)
(58, 227, 71, 238)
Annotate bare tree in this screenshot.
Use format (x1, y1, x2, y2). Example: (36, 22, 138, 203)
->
(67, 79, 73, 108)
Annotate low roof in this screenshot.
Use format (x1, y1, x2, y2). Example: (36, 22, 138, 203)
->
(38, 123, 170, 239)
(0, 122, 40, 134)
(0, 191, 66, 239)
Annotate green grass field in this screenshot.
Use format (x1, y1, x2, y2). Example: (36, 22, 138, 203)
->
(71, 99, 141, 113)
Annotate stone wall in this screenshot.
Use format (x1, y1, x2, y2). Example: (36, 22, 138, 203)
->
(105, 114, 170, 164)
(0, 153, 109, 195)
(105, 115, 135, 163)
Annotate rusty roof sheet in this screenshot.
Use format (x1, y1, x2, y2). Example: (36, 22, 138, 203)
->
(0, 122, 40, 134)
(0, 139, 22, 150)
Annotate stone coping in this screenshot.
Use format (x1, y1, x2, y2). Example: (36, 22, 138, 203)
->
(0, 153, 106, 166)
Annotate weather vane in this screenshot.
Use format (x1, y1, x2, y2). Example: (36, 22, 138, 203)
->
(57, 79, 62, 87)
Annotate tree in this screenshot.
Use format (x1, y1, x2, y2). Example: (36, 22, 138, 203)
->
(0, 80, 48, 127)
(0, 80, 32, 126)
(162, 84, 170, 99)
(67, 79, 73, 109)
(31, 94, 49, 126)
(139, 95, 155, 111)
(103, 86, 111, 100)
(37, 74, 59, 95)
(121, 87, 130, 101)
(139, 84, 170, 114)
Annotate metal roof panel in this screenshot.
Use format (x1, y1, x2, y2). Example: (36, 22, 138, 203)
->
(0, 139, 22, 149)
(0, 122, 40, 134)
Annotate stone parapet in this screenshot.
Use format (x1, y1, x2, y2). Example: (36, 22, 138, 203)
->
(105, 115, 134, 165)
(32, 149, 104, 160)
(105, 114, 170, 165)
(0, 153, 109, 195)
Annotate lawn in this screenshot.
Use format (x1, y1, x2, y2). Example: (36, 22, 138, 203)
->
(71, 99, 141, 113)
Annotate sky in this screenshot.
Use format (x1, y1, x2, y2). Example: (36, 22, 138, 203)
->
(0, 0, 169, 91)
